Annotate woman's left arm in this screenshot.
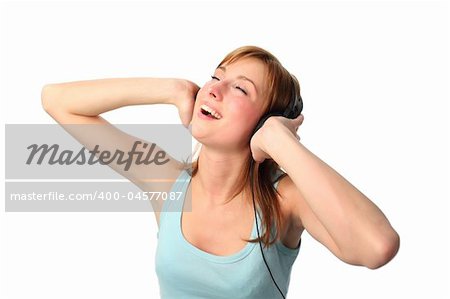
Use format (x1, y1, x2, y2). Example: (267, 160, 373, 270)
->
(252, 115, 400, 269)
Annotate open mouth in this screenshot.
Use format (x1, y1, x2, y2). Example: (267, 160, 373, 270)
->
(200, 105, 222, 119)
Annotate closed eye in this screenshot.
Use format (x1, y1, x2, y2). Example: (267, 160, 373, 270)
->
(211, 75, 247, 95)
(235, 86, 247, 95)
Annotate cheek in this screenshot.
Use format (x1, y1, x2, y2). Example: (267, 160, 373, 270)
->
(197, 85, 208, 98)
(228, 101, 261, 129)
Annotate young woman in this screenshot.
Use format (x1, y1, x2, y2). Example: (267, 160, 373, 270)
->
(41, 46, 400, 298)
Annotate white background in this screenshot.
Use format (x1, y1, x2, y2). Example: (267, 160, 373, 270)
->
(1, 0, 449, 298)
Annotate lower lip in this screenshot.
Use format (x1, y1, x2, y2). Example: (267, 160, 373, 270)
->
(197, 110, 220, 121)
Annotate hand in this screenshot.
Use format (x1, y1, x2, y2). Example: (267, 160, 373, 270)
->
(250, 114, 304, 163)
(173, 80, 200, 127)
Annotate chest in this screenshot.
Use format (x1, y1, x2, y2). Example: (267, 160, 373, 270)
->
(180, 199, 255, 256)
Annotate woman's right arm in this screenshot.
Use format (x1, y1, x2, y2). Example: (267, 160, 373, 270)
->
(41, 78, 198, 224)
(41, 78, 195, 122)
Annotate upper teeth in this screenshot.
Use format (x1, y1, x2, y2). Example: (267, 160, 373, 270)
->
(201, 104, 222, 119)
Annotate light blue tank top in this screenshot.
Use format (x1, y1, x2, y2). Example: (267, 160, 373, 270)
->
(155, 169, 301, 298)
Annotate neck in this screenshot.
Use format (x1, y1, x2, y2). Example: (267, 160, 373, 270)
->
(193, 145, 250, 207)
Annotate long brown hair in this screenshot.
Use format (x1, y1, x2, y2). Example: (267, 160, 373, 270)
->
(182, 46, 301, 248)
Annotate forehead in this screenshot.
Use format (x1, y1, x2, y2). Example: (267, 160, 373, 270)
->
(218, 58, 268, 93)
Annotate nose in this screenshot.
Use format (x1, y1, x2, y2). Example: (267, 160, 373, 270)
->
(208, 82, 223, 101)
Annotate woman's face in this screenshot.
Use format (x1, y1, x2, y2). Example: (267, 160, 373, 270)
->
(191, 57, 268, 150)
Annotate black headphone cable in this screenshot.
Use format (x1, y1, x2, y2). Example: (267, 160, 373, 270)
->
(249, 159, 286, 299)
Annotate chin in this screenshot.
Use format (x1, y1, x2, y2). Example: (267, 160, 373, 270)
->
(190, 122, 206, 140)
(191, 120, 251, 147)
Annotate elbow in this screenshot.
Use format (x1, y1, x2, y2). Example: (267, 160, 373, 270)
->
(41, 84, 60, 113)
(365, 231, 400, 270)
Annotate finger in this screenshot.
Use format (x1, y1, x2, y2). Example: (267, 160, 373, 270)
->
(292, 114, 304, 126)
(252, 153, 264, 164)
(293, 114, 304, 130)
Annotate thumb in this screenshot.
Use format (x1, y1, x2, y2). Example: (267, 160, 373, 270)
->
(293, 114, 304, 128)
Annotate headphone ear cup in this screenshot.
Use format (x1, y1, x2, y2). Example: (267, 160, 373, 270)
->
(285, 95, 303, 119)
(251, 95, 303, 147)
(252, 112, 284, 136)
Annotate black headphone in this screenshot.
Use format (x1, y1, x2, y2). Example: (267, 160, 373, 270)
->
(250, 85, 303, 299)
(251, 81, 303, 135)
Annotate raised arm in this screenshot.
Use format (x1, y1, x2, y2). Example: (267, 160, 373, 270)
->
(41, 78, 198, 125)
(255, 116, 400, 269)
(41, 77, 199, 225)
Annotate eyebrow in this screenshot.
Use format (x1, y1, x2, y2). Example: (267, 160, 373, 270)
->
(217, 66, 258, 93)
